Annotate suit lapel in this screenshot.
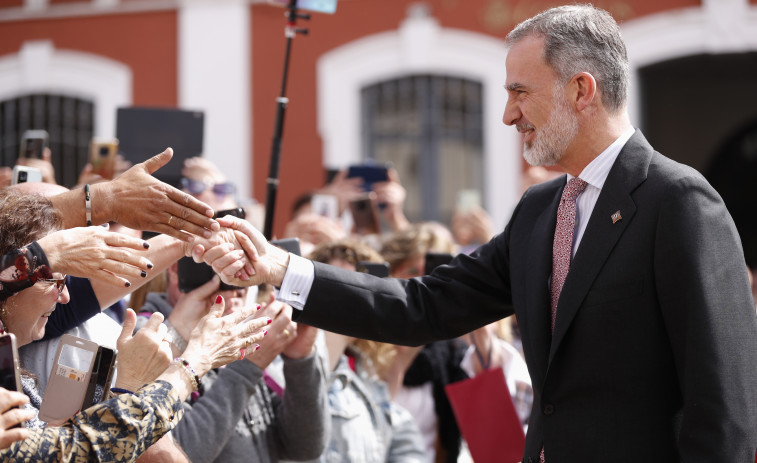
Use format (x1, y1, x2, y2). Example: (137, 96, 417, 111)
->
(523, 182, 563, 382)
(548, 131, 653, 365)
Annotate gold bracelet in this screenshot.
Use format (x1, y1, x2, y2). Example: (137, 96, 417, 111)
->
(172, 357, 200, 393)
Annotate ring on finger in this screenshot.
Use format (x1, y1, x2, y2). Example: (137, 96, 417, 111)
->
(283, 329, 291, 338)
(168, 214, 174, 226)
(244, 339, 251, 348)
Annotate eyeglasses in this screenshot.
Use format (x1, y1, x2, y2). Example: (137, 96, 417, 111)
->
(42, 274, 67, 294)
(181, 178, 236, 196)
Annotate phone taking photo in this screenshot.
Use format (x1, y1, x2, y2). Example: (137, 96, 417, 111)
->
(0, 333, 22, 393)
(82, 345, 117, 408)
(0, 334, 23, 428)
(356, 261, 390, 278)
(424, 252, 454, 276)
(11, 165, 43, 185)
(39, 335, 99, 424)
(90, 138, 119, 180)
(349, 194, 381, 235)
(346, 163, 390, 192)
(18, 129, 49, 160)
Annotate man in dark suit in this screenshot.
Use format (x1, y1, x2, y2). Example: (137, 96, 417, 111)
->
(202, 5, 757, 462)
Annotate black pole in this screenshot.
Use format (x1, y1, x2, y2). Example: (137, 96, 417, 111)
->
(263, 0, 309, 240)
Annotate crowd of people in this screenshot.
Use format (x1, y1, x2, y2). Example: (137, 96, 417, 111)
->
(0, 4, 756, 463)
(0, 131, 531, 463)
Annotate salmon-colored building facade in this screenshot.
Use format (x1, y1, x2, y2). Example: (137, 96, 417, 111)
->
(1, 0, 756, 267)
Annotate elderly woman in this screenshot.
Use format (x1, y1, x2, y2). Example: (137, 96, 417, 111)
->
(0, 189, 269, 462)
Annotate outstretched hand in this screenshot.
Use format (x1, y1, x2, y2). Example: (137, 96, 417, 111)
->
(91, 148, 219, 242)
(37, 227, 153, 288)
(193, 216, 290, 288)
(116, 309, 174, 393)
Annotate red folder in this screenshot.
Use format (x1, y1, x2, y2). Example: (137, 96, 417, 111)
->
(445, 367, 525, 463)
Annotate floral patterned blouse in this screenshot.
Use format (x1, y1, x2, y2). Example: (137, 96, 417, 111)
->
(1, 380, 183, 462)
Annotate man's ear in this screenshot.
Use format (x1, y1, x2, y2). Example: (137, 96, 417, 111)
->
(569, 72, 597, 112)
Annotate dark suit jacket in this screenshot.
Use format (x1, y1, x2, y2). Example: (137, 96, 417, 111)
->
(297, 131, 757, 462)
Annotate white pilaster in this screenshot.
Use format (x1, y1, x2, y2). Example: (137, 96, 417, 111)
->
(179, 0, 252, 198)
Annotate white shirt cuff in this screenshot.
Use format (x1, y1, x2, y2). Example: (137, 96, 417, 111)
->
(277, 253, 315, 311)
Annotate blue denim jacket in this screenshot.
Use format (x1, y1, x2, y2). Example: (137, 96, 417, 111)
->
(312, 353, 426, 463)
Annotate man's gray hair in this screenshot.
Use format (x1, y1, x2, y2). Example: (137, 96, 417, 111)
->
(506, 4, 629, 113)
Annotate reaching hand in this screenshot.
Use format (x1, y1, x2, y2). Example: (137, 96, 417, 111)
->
(195, 216, 290, 288)
(181, 295, 270, 375)
(37, 227, 153, 288)
(452, 205, 495, 246)
(116, 309, 174, 393)
(166, 275, 221, 343)
(0, 388, 34, 449)
(248, 299, 297, 369)
(91, 148, 219, 242)
(372, 168, 409, 231)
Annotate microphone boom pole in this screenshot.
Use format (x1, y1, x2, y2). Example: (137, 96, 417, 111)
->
(263, 0, 309, 239)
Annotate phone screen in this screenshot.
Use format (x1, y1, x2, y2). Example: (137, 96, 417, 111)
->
(424, 252, 454, 276)
(349, 196, 380, 235)
(356, 261, 390, 278)
(267, 0, 337, 14)
(346, 164, 389, 192)
(0, 334, 20, 392)
(19, 130, 49, 159)
(83, 346, 117, 407)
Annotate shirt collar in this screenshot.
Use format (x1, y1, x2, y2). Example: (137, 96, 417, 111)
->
(568, 126, 635, 190)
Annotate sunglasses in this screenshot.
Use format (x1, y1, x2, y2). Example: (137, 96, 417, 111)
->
(181, 178, 236, 196)
(42, 273, 67, 294)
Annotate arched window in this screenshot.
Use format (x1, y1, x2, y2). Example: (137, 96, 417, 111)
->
(0, 93, 94, 187)
(361, 74, 484, 223)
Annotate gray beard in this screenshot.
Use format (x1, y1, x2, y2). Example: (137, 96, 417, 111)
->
(522, 91, 578, 167)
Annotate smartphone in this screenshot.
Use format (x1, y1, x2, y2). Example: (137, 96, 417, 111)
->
(346, 163, 390, 192)
(11, 165, 42, 185)
(39, 335, 98, 424)
(214, 207, 246, 221)
(18, 129, 49, 159)
(0, 334, 22, 428)
(267, 0, 337, 14)
(424, 252, 454, 275)
(90, 138, 119, 180)
(272, 237, 302, 256)
(177, 207, 247, 293)
(456, 189, 482, 214)
(310, 194, 339, 221)
(82, 345, 117, 408)
(0, 333, 22, 393)
(356, 261, 390, 278)
(349, 194, 380, 235)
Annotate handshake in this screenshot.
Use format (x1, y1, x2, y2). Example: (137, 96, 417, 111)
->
(188, 215, 291, 289)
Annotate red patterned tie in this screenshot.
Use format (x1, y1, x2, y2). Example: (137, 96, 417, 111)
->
(550, 177, 588, 332)
(541, 179, 586, 463)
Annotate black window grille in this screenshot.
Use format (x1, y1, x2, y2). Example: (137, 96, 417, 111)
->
(0, 93, 94, 188)
(361, 75, 484, 224)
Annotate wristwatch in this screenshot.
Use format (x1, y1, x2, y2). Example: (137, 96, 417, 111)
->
(164, 320, 188, 352)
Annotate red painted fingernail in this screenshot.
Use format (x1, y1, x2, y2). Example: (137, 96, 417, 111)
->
(256, 304, 261, 311)
(216, 295, 223, 304)
(267, 318, 272, 325)
(263, 330, 268, 336)
(255, 345, 261, 351)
